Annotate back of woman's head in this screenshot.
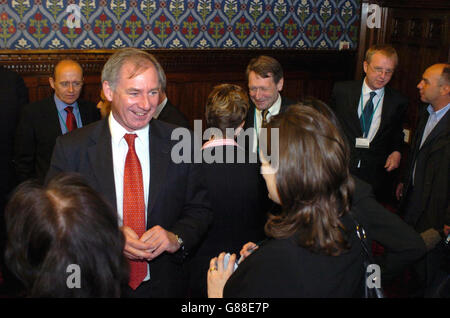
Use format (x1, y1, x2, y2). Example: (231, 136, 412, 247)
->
(5, 173, 128, 297)
(264, 105, 354, 256)
(205, 84, 249, 136)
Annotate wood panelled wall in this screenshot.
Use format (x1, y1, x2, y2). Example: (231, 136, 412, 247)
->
(357, 0, 449, 136)
(0, 49, 356, 129)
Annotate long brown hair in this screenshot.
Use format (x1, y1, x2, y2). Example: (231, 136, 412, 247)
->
(263, 105, 354, 256)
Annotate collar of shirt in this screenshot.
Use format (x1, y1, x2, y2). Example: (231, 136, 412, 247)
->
(153, 97, 168, 119)
(54, 94, 79, 113)
(256, 93, 282, 125)
(109, 112, 149, 148)
(362, 78, 384, 98)
(428, 102, 450, 122)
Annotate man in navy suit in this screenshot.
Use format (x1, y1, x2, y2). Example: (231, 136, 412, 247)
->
(13, 59, 99, 184)
(331, 45, 408, 201)
(46, 49, 212, 297)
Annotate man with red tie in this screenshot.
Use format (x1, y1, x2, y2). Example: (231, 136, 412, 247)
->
(13, 59, 100, 184)
(46, 49, 212, 297)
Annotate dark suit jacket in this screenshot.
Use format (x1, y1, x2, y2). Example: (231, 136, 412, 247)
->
(188, 145, 269, 297)
(0, 67, 28, 199)
(401, 106, 450, 232)
(157, 99, 190, 129)
(352, 176, 426, 282)
(331, 81, 407, 191)
(0, 67, 28, 252)
(46, 118, 212, 297)
(223, 213, 364, 297)
(13, 96, 100, 184)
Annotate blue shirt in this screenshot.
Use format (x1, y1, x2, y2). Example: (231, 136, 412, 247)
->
(420, 103, 450, 148)
(54, 94, 83, 134)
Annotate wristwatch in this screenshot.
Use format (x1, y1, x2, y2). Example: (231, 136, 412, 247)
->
(175, 234, 184, 251)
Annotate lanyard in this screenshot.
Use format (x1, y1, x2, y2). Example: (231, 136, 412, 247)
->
(359, 87, 384, 138)
(57, 109, 70, 133)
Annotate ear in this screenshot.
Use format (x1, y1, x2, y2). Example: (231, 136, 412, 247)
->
(49, 77, 55, 90)
(440, 83, 450, 96)
(276, 77, 284, 92)
(102, 81, 114, 102)
(363, 61, 368, 74)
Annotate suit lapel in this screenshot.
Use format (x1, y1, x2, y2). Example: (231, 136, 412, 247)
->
(78, 100, 91, 126)
(377, 87, 394, 135)
(148, 121, 171, 219)
(87, 119, 117, 210)
(348, 82, 363, 137)
(420, 108, 450, 152)
(43, 97, 63, 137)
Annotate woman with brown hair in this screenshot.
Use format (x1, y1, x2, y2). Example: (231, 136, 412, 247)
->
(207, 105, 365, 297)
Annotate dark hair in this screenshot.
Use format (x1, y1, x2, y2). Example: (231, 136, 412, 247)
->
(4, 173, 128, 297)
(205, 84, 249, 136)
(246, 55, 283, 84)
(263, 106, 354, 256)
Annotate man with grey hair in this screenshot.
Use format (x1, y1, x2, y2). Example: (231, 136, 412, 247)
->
(46, 48, 212, 297)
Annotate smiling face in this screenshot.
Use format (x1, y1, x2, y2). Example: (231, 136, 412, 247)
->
(49, 60, 84, 105)
(248, 71, 283, 111)
(103, 62, 160, 132)
(363, 52, 396, 90)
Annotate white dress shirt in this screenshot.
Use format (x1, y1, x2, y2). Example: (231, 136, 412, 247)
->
(252, 93, 282, 153)
(109, 113, 151, 280)
(357, 79, 385, 142)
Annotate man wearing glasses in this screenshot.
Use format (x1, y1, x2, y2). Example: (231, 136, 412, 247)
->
(13, 59, 100, 184)
(331, 45, 408, 202)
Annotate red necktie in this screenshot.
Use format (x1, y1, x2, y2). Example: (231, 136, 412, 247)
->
(64, 106, 78, 132)
(123, 133, 147, 290)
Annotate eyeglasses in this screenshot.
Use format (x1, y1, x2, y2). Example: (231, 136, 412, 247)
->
(59, 81, 83, 88)
(368, 64, 394, 75)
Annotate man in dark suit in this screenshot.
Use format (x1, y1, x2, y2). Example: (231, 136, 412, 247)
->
(397, 63, 450, 296)
(153, 72, 190, 129)
(46, 48, 212, 297)
(13, 59, 100, 184)
(331, 45, 407, 201)
(242, 55, 295, 154)
(0, 67, 29, 296)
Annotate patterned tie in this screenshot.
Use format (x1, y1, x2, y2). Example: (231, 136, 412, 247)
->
(64, 106, 78, 132)
(360, 91, 376, 137)
(261, 109, 269, 127)
(123, 133, 147, 290)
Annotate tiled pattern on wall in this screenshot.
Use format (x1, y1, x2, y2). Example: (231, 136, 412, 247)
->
(0, 0, 360, 49)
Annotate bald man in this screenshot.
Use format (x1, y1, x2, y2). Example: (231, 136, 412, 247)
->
(13, 59, 100, 184)
(397, 63, 450, 296)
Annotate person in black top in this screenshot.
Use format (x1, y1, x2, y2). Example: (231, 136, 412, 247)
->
(208, 106, 365, 297)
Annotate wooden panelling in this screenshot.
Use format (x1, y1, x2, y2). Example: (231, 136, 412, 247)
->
(0, 49, 356, 128)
